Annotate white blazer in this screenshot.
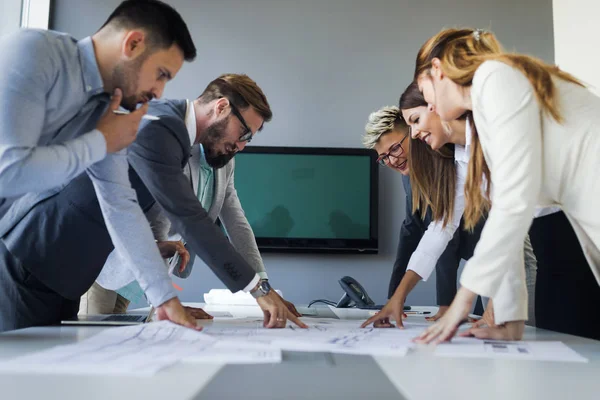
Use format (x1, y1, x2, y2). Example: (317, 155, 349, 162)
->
(461, 60, 600, 323)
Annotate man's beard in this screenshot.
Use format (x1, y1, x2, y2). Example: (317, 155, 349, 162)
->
(202, 118, 236, 169)
(111, 56, 153, 111)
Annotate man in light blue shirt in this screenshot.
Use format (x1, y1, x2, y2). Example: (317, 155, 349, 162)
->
(0, 0, 200, 331)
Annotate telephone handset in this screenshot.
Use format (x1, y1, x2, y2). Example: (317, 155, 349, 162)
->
(336, 276, 411, 310)
(337, 276, 379, 309)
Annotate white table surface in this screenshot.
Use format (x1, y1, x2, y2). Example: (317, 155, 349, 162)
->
(0, 303, 598, 400)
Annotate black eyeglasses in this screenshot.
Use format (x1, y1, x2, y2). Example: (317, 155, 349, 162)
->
(376, 135, 408, 166)
(228, 101, 254, 143)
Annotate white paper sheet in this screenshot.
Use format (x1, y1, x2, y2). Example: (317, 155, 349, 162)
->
(183, 341, 281, 364)
(0, 321, 281, 376)
(205, 311, 233, 318)
(1, 316, 584, 379)
(435, 338, 588, 363)
(200, 317, 413, 357)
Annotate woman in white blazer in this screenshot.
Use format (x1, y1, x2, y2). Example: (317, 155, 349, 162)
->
(391, 80, 597, 340)
(411, 28, 600, 343)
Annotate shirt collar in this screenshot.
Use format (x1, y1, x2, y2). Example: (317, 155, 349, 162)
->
(185, 100, 211, 169)
(77, 37, 105, 97)
(198, 144, 211, 169)
(185, 100, 197, 146)
(454, 117, 472, 163)
(465, 117, 472, 150)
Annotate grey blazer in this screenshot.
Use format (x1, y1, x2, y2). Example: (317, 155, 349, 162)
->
(97, 105, 267, 288)
(132, 102, 266, 281)
(174, 143, 266, 278)
(124, 99, 259, 292)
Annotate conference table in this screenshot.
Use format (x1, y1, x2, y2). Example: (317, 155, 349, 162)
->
(0, 303, 599, 400)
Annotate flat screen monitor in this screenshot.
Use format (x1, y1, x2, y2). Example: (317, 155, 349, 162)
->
(233, 146, 378, 254)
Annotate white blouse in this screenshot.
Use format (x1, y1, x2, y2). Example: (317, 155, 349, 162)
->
(460, 60, 600, 323)
(405, 101, 559, 323)
(406, 126, 470, 281)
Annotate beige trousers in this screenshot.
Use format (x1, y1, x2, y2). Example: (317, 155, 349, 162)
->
(78, 282, 130, 315)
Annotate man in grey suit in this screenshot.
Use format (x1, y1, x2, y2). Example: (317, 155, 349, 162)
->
(82, 73, 305, 328)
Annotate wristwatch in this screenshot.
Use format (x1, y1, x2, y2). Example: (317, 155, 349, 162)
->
(250, 279, 272, 299)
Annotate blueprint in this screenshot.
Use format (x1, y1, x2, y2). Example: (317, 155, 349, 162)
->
(0, 317, 582, 378)
(0, 321, 280, 376)
(200, 317, 413, 356)
(434, 337, 588, 362)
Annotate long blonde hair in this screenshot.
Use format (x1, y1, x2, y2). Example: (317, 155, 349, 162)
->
(414, 28, 584, 229)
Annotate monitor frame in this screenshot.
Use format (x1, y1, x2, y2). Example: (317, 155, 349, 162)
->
(235, 145, 379, 254)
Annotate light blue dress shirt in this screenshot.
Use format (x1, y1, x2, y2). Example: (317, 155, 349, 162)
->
(197, 144, 215, 212)
(0, 29, 176, 306)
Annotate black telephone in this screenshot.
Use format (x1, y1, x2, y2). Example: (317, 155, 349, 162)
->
(336, 276, 382, 309)
(307, 276, 412, 310)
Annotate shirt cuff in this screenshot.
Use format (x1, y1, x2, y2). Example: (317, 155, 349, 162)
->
(464, 266, 528, 324)
(406, 250, 437, 281)
(533, 206, 561, 218)
(257, 272, 269, 280)
(460, 251, 529, 324)
(144, 276, 178, 307)
(87, 129, 108, 164)
(242, 273, 260, 293)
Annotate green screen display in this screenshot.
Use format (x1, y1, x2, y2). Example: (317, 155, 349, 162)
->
(234, 152, 372, 239)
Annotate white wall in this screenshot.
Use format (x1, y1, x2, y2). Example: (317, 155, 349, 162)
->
(0, 0, 22, 37)
(553, 0, 600, 94)
(0, 0, 50, 37)
(21, 0, 50, 30)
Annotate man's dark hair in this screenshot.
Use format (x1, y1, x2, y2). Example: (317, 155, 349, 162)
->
(100, 0, 196, 61)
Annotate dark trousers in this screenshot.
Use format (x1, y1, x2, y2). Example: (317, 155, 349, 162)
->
(529, 211, 600, 340)
(0, 240, 79, 332)
(435, 218, 486, 314)
(388, 222, 486, 314)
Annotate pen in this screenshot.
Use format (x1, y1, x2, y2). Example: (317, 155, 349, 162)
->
(112, 109, 160, 120)
(367, 310, 432, 316)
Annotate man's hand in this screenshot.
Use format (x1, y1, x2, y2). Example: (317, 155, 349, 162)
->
(183, 306, 213, 320)
(156, 240, 189, 272)
(361, 294, 407, 329)
(96, 88, 149, 153)
(155, 297, 201, 331)
(426, 306, 449, 322)
(256, 291, 308, 329)
(271, 290, 301, 317)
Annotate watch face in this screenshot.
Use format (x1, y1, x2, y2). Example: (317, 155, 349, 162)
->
(260, 280, 272, 293)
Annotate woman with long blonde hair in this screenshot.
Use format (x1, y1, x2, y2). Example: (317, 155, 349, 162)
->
(410, 27, 600, 343)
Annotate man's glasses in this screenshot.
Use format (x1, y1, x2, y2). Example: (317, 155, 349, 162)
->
(376, 135, 408, 166)
(228, 101, 254, 143)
